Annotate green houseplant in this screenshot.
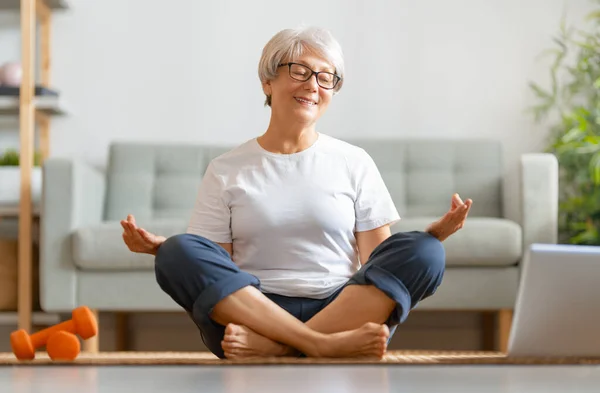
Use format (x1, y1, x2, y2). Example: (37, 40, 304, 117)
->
(529, 2, 600, 245)
(0, 149, 43, 206)
(0, 149, 41, 167)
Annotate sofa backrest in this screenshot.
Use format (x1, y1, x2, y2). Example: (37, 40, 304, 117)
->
(103, 138, 503, 221)
(104, 143, 230, 221)
(347, 139, 504, 218)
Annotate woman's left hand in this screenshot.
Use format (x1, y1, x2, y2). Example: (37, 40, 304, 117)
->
(425, 193, 472, 242)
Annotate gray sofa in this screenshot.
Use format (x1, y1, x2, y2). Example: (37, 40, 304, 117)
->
(39, 139, 558, 350)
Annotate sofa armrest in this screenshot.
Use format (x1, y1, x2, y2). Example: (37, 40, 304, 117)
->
(39, 158, 106, 311)
(520, 153, 559, 249)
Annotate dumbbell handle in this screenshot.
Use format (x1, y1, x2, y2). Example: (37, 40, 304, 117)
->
(29, 320, 76, 349)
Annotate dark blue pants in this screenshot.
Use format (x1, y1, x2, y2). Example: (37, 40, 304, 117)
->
(154, 231, 445, 359)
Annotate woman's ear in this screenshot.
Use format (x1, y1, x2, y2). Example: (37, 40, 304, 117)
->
(262, 80, 272, 96)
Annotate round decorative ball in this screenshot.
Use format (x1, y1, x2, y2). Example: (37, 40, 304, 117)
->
(0, 62, 23, 86)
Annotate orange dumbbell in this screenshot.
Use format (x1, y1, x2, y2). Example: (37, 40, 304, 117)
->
(46, 331, 81, 361)
(10, 306, 98, 360)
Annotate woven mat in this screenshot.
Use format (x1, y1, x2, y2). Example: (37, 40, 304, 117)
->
(1, 351, 599, 365)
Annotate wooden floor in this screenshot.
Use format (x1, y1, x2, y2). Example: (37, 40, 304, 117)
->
(2, 350, 599, 365)
(2, 364, 600, 392)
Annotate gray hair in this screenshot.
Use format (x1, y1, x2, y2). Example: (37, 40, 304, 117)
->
(258, 26, 345, 107)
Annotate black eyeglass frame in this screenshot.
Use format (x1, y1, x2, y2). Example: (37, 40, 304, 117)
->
(278, 62, 342, 90)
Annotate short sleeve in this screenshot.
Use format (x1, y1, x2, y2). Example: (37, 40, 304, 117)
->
(186, 162, 232, 243)
(353, 150, 401, 232)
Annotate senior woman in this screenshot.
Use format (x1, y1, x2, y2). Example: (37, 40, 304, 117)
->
(121, 26, 472, 359)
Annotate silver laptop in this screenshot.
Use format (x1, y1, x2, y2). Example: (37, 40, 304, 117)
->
(507, 242, 600, 357)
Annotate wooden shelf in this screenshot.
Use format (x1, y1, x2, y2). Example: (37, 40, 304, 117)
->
(0, 205, 40, 217)
(0, 0, 69, 10)
(0, 311, 60, 326)
(0, 205, 41, 244)
(0, 95, 67, 116)
(1, 0, 73, 337)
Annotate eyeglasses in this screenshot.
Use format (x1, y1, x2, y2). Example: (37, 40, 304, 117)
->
(278, 62, 341, 90)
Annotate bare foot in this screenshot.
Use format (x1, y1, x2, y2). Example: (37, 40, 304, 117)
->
(315, 322, 389, 358)
(221, 324, 295, 359)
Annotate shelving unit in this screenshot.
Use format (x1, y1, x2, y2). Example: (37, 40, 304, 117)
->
(0, 0, 68, 9)
(0, 95, 67, 115)
(0, 0, 69, 333)
(0, 205, 40, 217)
(0, 311, 60, 325)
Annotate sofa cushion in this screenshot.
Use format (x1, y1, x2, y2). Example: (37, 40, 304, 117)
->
(73, 217, 522, 271)
(391, 217, 522, 267)
(72, 219, 187, 271)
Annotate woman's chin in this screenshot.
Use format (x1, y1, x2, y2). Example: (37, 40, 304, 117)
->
(291, 107, 318, 122)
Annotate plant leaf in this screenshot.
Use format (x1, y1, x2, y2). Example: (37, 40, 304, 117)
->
(529, 82, 553, 100)
(590, 151, 600, 184)
(585, 10, 600, 21)
(561, 127, 584, 143)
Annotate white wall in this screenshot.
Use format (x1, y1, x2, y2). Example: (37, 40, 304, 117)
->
(0, 0, 595, 223)
(0, 0, 594, 353)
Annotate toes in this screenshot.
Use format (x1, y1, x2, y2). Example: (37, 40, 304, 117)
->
(224, 347, 256, 360)
(221, 340, 243, 351)
(223, 333, 247, 347)
(223, 334, 236, 343)
(223, 347, 241, 357)
(369, 343, 386, 358)
(224, 323, 238, 336)
(362, 322, 390, 337)
(379, 338, 388, 356)
(363, 322, 379, 331)
(224, 323, 249, 338)
(381, 324, 390, 337)
(363, 335, 388, 358)
(224, 351, 237, 359)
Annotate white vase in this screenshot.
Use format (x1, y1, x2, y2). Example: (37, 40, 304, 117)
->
(0, 167, 42, 206)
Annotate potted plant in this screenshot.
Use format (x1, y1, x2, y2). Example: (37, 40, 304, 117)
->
(0, 149, 43, 207)
(529, 2, 600, 245)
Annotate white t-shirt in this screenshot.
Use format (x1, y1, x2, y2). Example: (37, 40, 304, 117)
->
(186, 133, 400, 299)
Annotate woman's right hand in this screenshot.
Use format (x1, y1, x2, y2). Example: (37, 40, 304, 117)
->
(120, 214, 166, 255)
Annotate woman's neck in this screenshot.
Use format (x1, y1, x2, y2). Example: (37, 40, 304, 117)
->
(258, 118, 318, 154)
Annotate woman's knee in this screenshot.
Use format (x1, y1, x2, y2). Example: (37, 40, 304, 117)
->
(155, 233, 192, 270)
(155, 233, 221, 274)
(154, 233, 236, 312)
(409, 231, 446, 278)
(154, 233, 216, 295)
(381, 231, 446, 304)
(373, 231, 446, 287)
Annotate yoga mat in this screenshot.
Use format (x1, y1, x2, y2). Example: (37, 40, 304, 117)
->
(1, 351, 599, 365)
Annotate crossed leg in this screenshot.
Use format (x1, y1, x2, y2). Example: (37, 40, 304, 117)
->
(211, 285, 391, 358)
(155, 231, 444, 359)
(219, 231, 446, 358)
(220, 285, 396, 358)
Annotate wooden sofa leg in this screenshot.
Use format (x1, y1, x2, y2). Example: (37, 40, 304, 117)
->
(115, 312, 130, 351)
(497, 309, 513, 353)
(83, 309, 100, 353)
(481, 311, 496, 351)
